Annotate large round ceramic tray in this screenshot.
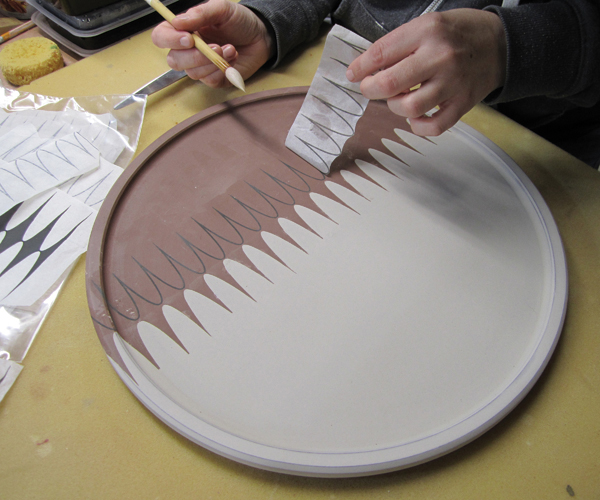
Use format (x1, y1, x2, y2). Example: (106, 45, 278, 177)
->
(86, 87, 567, 477)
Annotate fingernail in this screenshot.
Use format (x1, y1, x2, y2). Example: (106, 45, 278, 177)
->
(176, 14, 189, 21)
(180, 36, 192, 48)
(223, 45, 236, 59)
(346, 68, 355, 82)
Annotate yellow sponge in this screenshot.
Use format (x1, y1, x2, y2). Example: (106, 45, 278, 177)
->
(0, 37, 64, 86)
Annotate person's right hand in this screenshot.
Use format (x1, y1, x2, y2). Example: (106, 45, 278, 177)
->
(151, 0, 274, 88)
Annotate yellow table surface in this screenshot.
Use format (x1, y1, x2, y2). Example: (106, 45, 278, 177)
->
(1, 25, 599, 500)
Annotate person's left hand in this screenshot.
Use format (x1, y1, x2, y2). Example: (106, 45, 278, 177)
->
(346, 8, 507, 136)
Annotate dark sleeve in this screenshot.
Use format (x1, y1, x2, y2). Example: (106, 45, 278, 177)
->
(239, 0, 340, 67)
(484, 0, 600, 107)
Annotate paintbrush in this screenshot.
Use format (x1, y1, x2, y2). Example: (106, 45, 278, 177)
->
(144, 0, 245, 92)
(0, 20, 35, 45)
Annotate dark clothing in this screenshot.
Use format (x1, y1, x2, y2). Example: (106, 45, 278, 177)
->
(241, 0, 600, 168)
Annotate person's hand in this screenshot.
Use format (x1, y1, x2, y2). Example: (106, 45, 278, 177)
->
(346, 9, 507, 136)
(151, 0, 274, 88)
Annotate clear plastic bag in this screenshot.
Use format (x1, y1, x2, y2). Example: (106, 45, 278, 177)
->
(0, 87, 145, 168)
(0, 87, 146, 363)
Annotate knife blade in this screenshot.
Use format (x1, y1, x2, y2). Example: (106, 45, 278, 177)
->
(114, 69, 188, 110)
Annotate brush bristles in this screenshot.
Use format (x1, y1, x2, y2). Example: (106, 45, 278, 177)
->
(225, 67, 246, 92)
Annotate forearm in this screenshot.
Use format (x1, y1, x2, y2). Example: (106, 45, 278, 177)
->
(239, 0, 339, 66)
(484, 0, 600, 106)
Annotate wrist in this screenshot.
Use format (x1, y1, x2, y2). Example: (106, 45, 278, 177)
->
(257, 13, 277, 62)
(243, 5, 277, 64)
(485, 10, 508, 91)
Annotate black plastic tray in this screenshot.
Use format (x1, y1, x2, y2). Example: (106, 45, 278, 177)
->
(37, 0, 198, 50)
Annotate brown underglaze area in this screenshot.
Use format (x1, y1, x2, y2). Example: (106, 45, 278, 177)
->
(86, 88, 412, 375)
(330, 98, 413, 174)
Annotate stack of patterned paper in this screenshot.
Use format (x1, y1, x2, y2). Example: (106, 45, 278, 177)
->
(0, 96, 142, 400)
